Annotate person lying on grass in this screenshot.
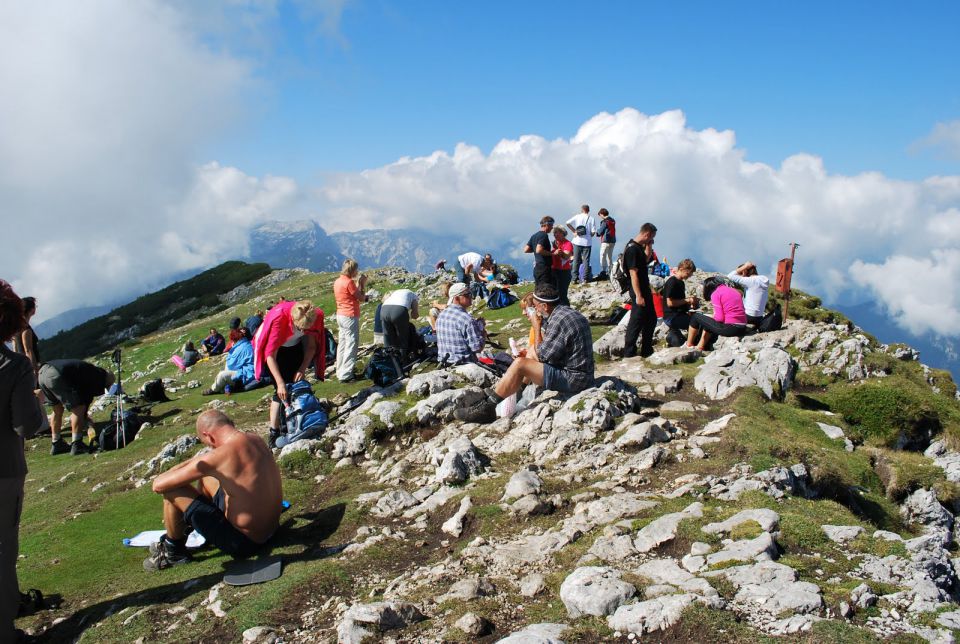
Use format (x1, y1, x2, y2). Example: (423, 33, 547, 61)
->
(144, 410, 282, 571)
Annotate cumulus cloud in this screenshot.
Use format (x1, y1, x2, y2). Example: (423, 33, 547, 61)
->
(851, 250, 960, 337)
(914, 120, 960, 160)
(316, 108, 960, 336)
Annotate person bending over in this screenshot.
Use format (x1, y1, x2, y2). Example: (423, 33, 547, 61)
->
(381, 288, 420, 361)
(727, 261, 770, 326)
(436, 283, 485, 365)
(144, 410, 282, 570)
(252, 300, 326, 447)
(38, 359, 114, 455)
(687, 277, 747, 351)
(455, 284, 594, 422)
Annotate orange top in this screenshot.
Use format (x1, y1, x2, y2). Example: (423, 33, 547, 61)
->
(333, 275, 361, 318)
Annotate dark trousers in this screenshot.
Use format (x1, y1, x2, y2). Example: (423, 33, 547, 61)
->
(689, 312, 747, 339)
(553, 268, 572, 305)
(624, 290, 657, 357)
(0, 477, 23, 643)
(533, 263, 555, 289)
(381, 305, 415, 356)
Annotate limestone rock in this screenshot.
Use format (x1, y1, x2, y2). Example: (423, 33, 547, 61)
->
(704, 532, 778, 566)
(704, 561, 822, 615)
(634, 502, 703, 553)
(435, 436, 487, 484)
(453, 362, 498, 388)
(646, 346, 703, 366)
(504, 467, 543, 501)
(606, 594, 697, 635)
(336, 601, 425, 644)
(371, 490, 420, 518)
(694, 345, 796, 400)
(519, 573, 547, 597)
(559, 566, 636, 618)
(441, 496, 473, 537)
(702, 509, 780, 535)
(822, 525, 865, 544)
(495, 622, 568, 644)
(455, 612, 492, 637)
(405, 370, 455, 397)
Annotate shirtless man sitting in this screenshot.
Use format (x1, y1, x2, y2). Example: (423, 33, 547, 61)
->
(144, 410, 282, 570)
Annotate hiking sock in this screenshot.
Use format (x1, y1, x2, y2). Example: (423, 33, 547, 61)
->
(164, 535, 189, 554)
(71, 432, 81, 443)
(484, 388, 504, 404)
(52, 433, 61, 443)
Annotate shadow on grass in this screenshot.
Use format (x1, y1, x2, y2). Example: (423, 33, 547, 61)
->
(37, 503, 348, 643)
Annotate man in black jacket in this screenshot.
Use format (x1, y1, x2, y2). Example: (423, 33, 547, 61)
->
(623, 223, 658, 358)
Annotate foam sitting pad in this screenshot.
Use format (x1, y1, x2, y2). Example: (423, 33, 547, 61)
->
(223, 556, 282, 586)
(124, 530, 205, 549)
(171, 355, 186, 371)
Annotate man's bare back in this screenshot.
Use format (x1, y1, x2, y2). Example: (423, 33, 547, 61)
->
(203, 430, 282, 543)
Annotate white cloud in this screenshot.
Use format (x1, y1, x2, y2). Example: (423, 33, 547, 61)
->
(914, 120, 960, 160)
(315, 108, 960, 336)
(851, 250, 960, 337)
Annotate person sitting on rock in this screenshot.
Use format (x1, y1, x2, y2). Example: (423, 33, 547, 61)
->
(436, 283, 485, 366)
(38, 359, 114, 455)
(727, 261, 770, 326)
(201, 328, 226, 356)
(661, 259, 699, 345)
(143, 410, 282, 570)
(203, 328, 254, 395)
(687, 277, 747, 351)
(456, 284, 594, 422)
(428, 282, 452, 332)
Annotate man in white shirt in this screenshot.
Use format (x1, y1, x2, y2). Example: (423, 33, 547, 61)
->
(566, 204, 595, 284)
(727, 262, 770, 325)
(456, 252, 483, 285)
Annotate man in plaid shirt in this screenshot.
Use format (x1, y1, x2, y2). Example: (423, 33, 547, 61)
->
(436, 282, 485, 365)
(455, 283, 595, 422)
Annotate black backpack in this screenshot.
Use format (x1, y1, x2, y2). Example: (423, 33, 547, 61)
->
(758, 303, 783, 333)
(325, 328, 337, 361)
(99, 409, 142, 451)
(364, 347, 405, 387)
(140, 379, 168, 403)
(486, 287, 518, 310)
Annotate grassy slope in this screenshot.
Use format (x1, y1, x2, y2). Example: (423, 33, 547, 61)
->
(16, 272, 960, 642)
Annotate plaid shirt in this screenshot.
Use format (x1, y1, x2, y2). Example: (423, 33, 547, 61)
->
(436, 304, 484, 364)
(538, 304, 595, 391)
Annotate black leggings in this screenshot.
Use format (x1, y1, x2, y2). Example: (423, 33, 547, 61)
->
(689, 312, 747, 338)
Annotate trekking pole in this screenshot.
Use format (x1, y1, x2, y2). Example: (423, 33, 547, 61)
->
(112, 348, 125, 448)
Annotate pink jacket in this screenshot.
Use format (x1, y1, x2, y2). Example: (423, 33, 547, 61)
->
(711, 284, 747, 325)
(253, 301, 326, 381)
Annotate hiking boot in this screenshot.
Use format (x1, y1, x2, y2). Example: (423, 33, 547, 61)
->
(201, 389, 216, 396)
(143, 537, 192, 571)
(70, 440, 88, 455)
(50, 439, 70, 456)
(453, 399, 497, 424)
(267, 427, 283, 449)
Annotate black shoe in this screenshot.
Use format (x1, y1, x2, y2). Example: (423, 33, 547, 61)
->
(454, 399, 497, 423)
(622, 349, 637, 359)
(50, 439, 70, 456)
(339, 374, 356, 383)
(267, 427, 283, 449)
(143, 537, 192, 571)
(70, 440, 88, 455)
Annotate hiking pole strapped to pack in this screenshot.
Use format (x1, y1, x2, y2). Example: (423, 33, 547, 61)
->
(112, 348, 125, 449)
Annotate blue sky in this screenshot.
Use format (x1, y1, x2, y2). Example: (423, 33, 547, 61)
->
(210, 0, 960, 181)
(3, 0, 959, 336)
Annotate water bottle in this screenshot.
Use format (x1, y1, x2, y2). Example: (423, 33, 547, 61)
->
(509, 337, 519, 357)
(224, 384, 232, 396)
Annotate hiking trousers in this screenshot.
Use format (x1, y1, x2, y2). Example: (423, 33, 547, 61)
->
(381, 305, 415, 356)
(533, 264, 555, 289)
(553, 268, 571, 306)
(336, 314, 359, 380)
(599, 242, 616, 273)
(0, 476, 23, 643)
(624, 291, 657, 357)
(572, 245, 592, 282)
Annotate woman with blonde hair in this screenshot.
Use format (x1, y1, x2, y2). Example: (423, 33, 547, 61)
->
(333, 258, 368, 383)
(253, 299, 327, 446)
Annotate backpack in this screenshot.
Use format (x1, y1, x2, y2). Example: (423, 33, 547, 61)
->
(604, 218, 616, 241)
(612, 252, 630, 293)
(364, 347, 405, 387)
(99, 409, 142, 451)
(280, 380, 328, 441)
(140, 379, 168, 403)
(497, 265, 519, 285)
(666, 327, 686, 348)
(325, 328, 337, 362)
(486, 287, 518, 310)
(575, 224, 587, 236)
(758, 303, 784, 333)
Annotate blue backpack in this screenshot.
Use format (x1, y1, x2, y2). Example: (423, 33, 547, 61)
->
(486, 287, 518, 310)
(280, 380, 328, 444)
(364, 347, 405, 387)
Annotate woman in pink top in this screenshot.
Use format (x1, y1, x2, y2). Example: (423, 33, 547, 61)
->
(687, 278, 747, 351)
(551, 227, 574, 306)
(252, 300, 326, 446)
(333, 259, 368, 383)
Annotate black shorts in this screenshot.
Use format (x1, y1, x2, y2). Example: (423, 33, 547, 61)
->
(184, 487, 262, 559)
(272, 341, 305, 402)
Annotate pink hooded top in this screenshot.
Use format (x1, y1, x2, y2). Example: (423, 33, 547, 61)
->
(253, 301, 326, 381)
(711, 284, 747, 326)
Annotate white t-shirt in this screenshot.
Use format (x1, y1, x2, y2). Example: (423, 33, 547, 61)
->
(457, 252, 483, 275)
(727, 272, 770, 318)
(384, 289, 419, 309)
(566, 213, 595, 247)
(282, 326, 304, 347)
